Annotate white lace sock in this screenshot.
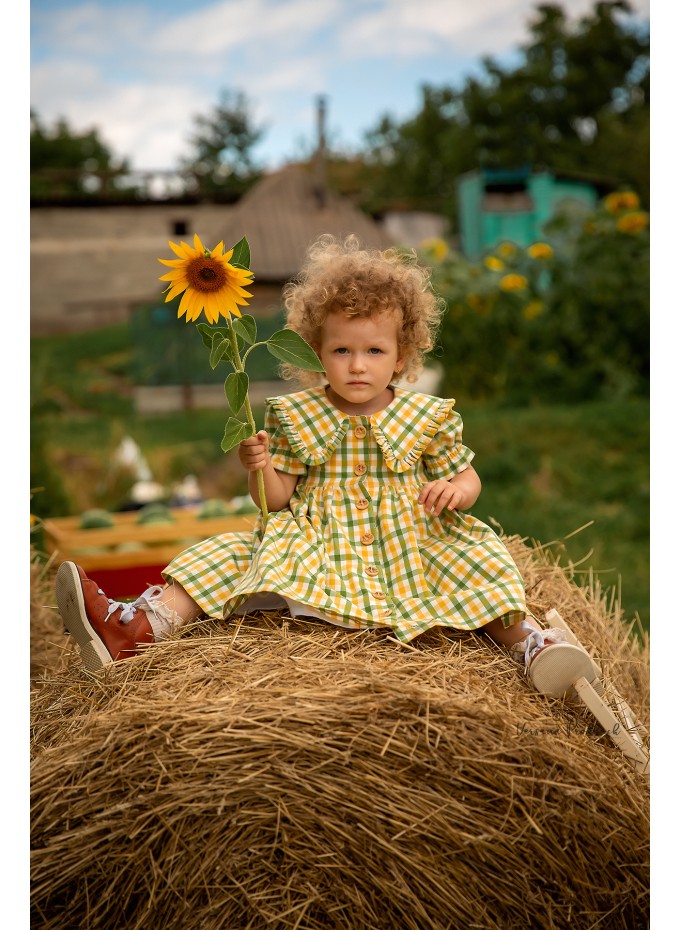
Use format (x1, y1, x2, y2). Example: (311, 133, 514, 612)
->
(508, 621, 568, 671)
(101, 584, 181, 641)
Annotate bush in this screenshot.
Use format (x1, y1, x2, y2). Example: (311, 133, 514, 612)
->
(429, 191, 649, 405)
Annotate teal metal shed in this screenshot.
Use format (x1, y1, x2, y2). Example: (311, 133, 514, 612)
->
(457, 167, 605, 259)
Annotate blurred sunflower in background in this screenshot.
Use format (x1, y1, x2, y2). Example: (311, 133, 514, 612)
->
(158, 234, 254, 323)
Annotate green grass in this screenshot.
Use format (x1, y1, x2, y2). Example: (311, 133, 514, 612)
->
(31, 325, 650, 632)
(460, 398, 649, 632)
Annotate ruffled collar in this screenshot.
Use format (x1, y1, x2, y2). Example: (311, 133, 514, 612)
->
(266, 386, 456, 472)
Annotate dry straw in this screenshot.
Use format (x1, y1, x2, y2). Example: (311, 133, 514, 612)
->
(31, 535, 649, 930)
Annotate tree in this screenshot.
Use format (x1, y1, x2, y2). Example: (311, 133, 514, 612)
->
(30, 110, 131, 201)
(181, 90, 265, 201)
(460, 1, 649, 181)
(358, 1, 649, 225)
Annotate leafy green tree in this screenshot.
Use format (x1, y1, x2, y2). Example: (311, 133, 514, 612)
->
(357, 1, 649, 224)
(181, 90, 265, 201)
(358, 87, 476, 225)
(30, 110, 131, 200)
(460, 2, 649, 185)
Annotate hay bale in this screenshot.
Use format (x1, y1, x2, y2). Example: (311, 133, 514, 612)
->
(30, 551, 71, 683)
(31, 536, 649, 930)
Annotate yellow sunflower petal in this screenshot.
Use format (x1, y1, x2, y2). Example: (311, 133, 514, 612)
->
(179, 289, 198, 320)
(186, 289, 204, 322)
(193, 233, 206, 255)
(165, 282, 190, 302)
(158, 257, 187, 268)
(211, 241, 225, 258)
(169, 239, 197, 259)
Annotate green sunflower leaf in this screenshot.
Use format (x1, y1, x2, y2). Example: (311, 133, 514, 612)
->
(196, 322, 216, 349)
(266, 330, 325, 371)
(197, 323, 233, 350)
(220, 417, 254, 453)
(230, 236, 251, 271)
(232, 314, 257, 344)
(224, 371, 249, 414)
(210, 334, 233, 369)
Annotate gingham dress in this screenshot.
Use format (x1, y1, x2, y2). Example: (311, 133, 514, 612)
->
(163, 386, 526, 642)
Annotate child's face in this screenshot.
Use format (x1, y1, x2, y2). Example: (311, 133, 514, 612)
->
(317, 311, 404, 413)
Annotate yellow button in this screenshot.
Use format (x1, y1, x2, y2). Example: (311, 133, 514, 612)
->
(356, 498, 369, 510)
(354, 425, 367, 438)
(365, 566, 380, 578)
(373, 590, 387, 600)
(360, 532, 374, 545)
(354, 462, 367, 476)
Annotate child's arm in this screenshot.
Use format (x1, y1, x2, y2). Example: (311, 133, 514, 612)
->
(239, 430, 299, 512)
(418, 466, 482, 516)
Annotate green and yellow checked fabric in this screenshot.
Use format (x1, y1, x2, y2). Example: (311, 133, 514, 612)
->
(163, 387, 526, 642)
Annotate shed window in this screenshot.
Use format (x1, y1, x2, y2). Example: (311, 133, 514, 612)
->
(172, 220, 188, 236)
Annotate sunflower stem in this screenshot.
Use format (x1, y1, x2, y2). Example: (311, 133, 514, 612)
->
(226, 317, 269, 529)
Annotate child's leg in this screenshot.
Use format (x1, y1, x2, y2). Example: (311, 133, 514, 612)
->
(481, 614, 543, 647)
(56, 561, 204, 673)
(480, 613, 599, 700)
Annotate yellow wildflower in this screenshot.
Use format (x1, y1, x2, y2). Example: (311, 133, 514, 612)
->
(497, 241, 517, 258)
(527, 242, 554, 260)
(604, 191, 640, 213)
(499, 274, 528, 292)
(616, 211, 649, 235)
(158, 234, 254, 323)
(522, 300, 544, 320)
(484, 256, 505, 272)
(420, 238, 449, 261)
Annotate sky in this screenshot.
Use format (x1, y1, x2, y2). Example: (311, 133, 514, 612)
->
(30, 0, 650, 177)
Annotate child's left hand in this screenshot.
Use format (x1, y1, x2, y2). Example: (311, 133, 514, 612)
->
(417, 480, 465, 516)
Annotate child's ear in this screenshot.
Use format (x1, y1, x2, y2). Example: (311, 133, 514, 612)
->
(394, 358, 404, 374)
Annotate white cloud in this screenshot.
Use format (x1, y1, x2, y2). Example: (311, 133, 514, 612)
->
(337, 0, 650, 60)
(30, 0, 650, 171)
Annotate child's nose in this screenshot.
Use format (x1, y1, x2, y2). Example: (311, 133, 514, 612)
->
(349, 355, 367, 372)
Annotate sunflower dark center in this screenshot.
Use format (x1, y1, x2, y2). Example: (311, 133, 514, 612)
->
(186, 257, 228, 293)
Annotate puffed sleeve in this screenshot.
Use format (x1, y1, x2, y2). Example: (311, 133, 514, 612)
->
(264, 402, 307, 475)
(421, 409, 475, 480)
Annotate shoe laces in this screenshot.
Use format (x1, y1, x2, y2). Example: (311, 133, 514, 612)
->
(100, 585, 165, 625)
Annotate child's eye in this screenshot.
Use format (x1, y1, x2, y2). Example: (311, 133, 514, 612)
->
(333, 347, 349, 354)
(368, 348, 384, 354)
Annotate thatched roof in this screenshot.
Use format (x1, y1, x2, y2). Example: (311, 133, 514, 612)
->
(227, 164, 394, 281)
(31, 535, 649, 929)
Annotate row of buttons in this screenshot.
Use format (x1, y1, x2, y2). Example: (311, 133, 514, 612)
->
(351, 429, 387, 609)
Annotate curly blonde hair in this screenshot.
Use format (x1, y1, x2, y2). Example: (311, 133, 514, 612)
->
(280, 234, 445, 385)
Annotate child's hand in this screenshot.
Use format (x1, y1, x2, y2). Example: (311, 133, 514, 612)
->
(417, 479, 465, 516)
(239, 430, 271, 472)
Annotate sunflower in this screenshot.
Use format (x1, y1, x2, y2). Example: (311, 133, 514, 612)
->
(158, 234, 254, 323)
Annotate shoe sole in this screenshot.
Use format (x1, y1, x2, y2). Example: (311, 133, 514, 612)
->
(56, 561, 112, 673)
(529, 642, 599, 700)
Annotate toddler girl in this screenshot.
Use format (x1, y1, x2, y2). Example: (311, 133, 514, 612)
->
(56, 236, 598, 699)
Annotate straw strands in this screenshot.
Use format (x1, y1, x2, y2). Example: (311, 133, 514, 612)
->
(31, 535, 649, 930)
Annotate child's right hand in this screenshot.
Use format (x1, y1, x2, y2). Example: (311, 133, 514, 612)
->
(239, 430, 271, 472)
